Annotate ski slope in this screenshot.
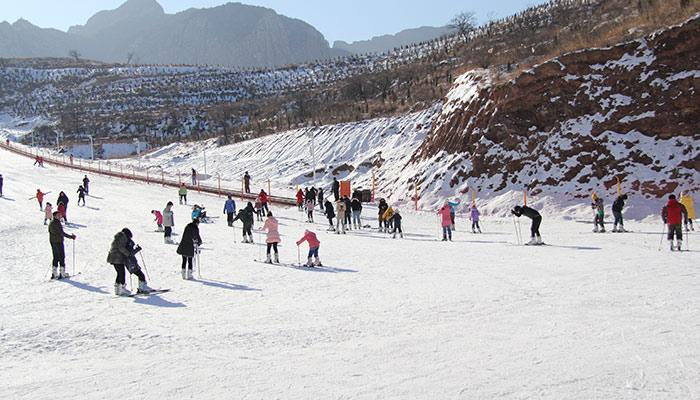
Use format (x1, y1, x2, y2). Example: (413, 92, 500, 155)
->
(1, 149, 699, 399)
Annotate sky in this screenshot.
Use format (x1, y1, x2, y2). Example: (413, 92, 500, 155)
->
(0, 0, 548, 44)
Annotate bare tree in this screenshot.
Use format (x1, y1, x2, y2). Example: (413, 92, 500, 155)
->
(450, 12, 477, 43)
(69, 50, 81, 62)
(126, 52, 135, 65)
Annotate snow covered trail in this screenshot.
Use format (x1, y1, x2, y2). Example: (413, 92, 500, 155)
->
(1, 149, 699, 399)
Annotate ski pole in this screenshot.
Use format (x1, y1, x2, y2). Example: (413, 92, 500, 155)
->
(657, 224, 666, 251)
(44, 264, 53, 280)
(232, 221, 237, 244)
(258, 230, 262, 261)
(139, 251, 150, 282)
(512, 215, 520, 245)
(72, 239, 76, 276)
(196, 243, 201, 279)
(297, 245, 301, 266)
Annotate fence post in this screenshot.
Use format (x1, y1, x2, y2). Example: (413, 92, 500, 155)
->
(162, 170, 165, 186)
(371, 172, 376, 203)
(178, 170, 182, 185)
(415, 185, 419, 211)
(146, 169, 149, 184)
(197, 181, 201, 193)
(217, 174, 221, 197)
(268, 179, 271, 196)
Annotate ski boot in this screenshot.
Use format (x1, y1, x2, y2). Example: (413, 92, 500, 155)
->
(51, 266, 59, 280)
(186, 269, 194, 280)
(593, 226, 599, 233)
(274, 253, 279, 264)
(181, 269, 188, 279)
(677, 241, 683, 251)
(670, 241, 675, 251)
(59, 266, 69, 279)
(305, 257, 314, 268)
(313, 257, 323, 267)
(536, 236, 543, 245)
(526, 237, 538, 245)
(612, 225, 618, 233)
(265, 254, 272, 264)
(619, 226, 627, 233)
(115, 283, 131, 296)
(137, 281, 153, 294)
(600, 227, 606, 233)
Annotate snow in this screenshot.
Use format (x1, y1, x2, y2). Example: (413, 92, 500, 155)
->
(2, 136, 700, 399)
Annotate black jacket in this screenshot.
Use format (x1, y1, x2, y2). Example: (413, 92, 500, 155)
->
(612, 196, 626, 212)
(512, 205, 541, 219)
(332, 180, 340, 193)
(378, 200, 388, 216)
(107, 232, 140, 265)
(233, 209, 254, 228)
(351, 198, 362, 211)
(177, 222, 202, 257)
(324, 200, 335, 218)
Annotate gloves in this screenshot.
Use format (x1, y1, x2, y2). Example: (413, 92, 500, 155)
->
(134, 245, 142, 253)
(71, 234, 77, 239)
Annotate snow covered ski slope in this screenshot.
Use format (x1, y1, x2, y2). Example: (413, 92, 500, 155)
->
(1, 149, 699, 399)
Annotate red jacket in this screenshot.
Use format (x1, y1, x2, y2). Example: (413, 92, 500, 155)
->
(662, 199, 684, 225)
(259, 191, 268, 203)
(296, 230, 320, 248)
(296, 190, 304, 205)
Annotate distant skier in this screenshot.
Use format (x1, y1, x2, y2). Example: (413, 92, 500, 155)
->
(151, 209, 163, 231)
(0, 173, 3, 197)
(332, 177, 340, 201)
(305, 198, 314, 222)
(36, 189, 45, 210)
(177, 218, 202, 280)
(296, 229, 322, 267)
(76, 185, 87, 206)
(391, 208, 403, 239)
(335, 198, 347, 234)
(259, 189, 269, 215)
(233, 202, 255, 243)
(662, 194, 687, 251)
(254, 197, 264, 222)
(48, 211, 76, 279)
(44, 202, 53, 225)
(223, 195, 236, 227)
(438, 203, 453, 241)
(470, 203, 482, 233)
(511, 205, 543, 245)
(679, 191, 695, 231)
(107, 228, 153, 296)
(82, 175, 90, 195)
(448, 198, 460, 230)
(163, 202, 175, 244)
(383, 205, 395, 232)
(611, 194, 628, 232)
(378, 198, 389, 231)
(309, 187, 318, 206)
(351, 195, 363, 229)
(591, 193, 605, 232)
(324, 199, 335, 231)
(191, 168, 197, 186)
(317, 188, 325, 211)
(343, 196, 352, 230)
(261, 211, 281, 264)
(57, 202, 67, 223)
(243, 171, 251, 194)
(178, 184, 188, 205)
(296, 189, 304, 211)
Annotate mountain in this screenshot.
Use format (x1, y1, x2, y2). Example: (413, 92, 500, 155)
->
(333, 26, 453, 54)
(0, 0, 347, 67)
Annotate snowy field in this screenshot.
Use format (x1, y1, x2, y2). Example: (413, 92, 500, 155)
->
(1, 148, 699, 399)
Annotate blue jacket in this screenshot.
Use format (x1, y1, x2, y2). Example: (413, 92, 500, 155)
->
(448, 200, 460, 213)
(223, 199, 236, 214)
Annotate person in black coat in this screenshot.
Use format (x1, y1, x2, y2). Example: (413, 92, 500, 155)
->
(233, 203, 255, 243)
(391, 209, 403, 239)
(511, 205, 543, 245)
(324, 199, 335, 230)
(317, 188, 324, 211)
(107, 228, 151, 295)
(177, 219, 202, 280)
(612, 194, 628, 232)
(378, 198, 389, 231)
(343, 196, 352, 230)
(77, 185, 87, 206)
(332, 178, 340, 201)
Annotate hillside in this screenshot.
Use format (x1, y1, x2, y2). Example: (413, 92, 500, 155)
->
(333, 26, 453, 54)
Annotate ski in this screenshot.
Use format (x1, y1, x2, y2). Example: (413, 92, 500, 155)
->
(253, 259, 320, 269)
(125, 289, 171, 297)
(50, 272, 82, 281)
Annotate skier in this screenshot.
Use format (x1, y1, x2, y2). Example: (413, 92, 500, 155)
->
(391, 208, 403, 239)
(82, 175, 90, 195)
(470, 203, 482, 233)
(511, 205, 543, 245)
(76, 185, 87, 206)
(296, 229, 322, 267)
(151, 209, 163, 231)
(317, 188, 325, 211)
(378, 198, 389, 231)
(36, 189, 45, 210)
(335, 198, 347, 234)
(324, 199, 336, 231)
(351, 195, 363, 229)
(611, 194, 628, 232)
(383, 205, 395, 232)
(223, 195, 236, 227)
(107, 228, 152, 296)
(191, 204, 207, 222)
(332, 178, 340, 201)
(0, 173, 3, 197)
(309, 187, 318, 207)
(259, 189, 269, 215)
(191, 168, 197, 186)
(57, 202, 67, 223)
(343, 196, 352, 230)
(448, 198, 460, 230)
(254, 197, 264, 222)
(438, 203, 453, 241)
(48, 211, 76, 279)
(178, 184, 188, 205)
(243, 171, 251, 194)
(591, 193, 605, 232)
(296, 188, 304, 211)
(57, 191, 69, 212)
(44, 202, 53, 225)
(163, 201, 175, 244)
(233, 203, 254, 243)
(662, 194, 688, 251)
(34, 155, 41, 166)
(305, 198, 315, 222)
(261, 211, 281, 264)
(177, 218, 202, 280)
(680, 191, 695, 231)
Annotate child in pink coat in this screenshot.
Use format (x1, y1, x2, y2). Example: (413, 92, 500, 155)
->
(151, 210, 163, 231)
(296, 229, 321, 267)
(261, 212, 281, 263)
(44, 202, 53, 225)
(438, 203, 452, 241)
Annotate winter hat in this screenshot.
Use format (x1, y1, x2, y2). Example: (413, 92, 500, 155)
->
(167, 201, 173, 206)
(121, 228, 133, 238)
(621, 194, 628, 200)
(669, 194, 676, 200)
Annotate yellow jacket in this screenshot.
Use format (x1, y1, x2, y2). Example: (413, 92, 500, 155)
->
(382, 207, 394, 221)
(680, 193, 695, 219)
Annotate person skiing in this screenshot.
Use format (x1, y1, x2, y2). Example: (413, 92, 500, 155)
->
(305, 198, 315, 222)
(317, 188, 325, 211)
(163, 201, 175, 244)
(261, 211, 281, 263)
(48, 211, 76, 279)
(57, 202, 67, 223)
(391, 208, 403, 239)
(350, 195, 363, 229)
(243, 171, 251, 194)
(191, 204, 206, 221)
(335, 198, 347, 234)
(178, 184, 188, 205)
(76, 185, 87, 207)
(470, 203, 482, 233)
(0, 173, 3, 197)
(680, 191, 695, 231)
(309, 187, 318, 207)
(296, 188, 304, 211)
(191, 168, 197, 186)
(438, 203, 453, 241)
(332, 178, 340, 201)
(107, 228, 152, 296)
(177, 218, 202, 280)
(324, 199, 335, 231)
(44, 202, 53, 225)
(383, 205, 395, 232)
(296, 229, 322, 267)
(254, 197, 264, 222)
(82, 175, 90, 195)
(57, 191, 69, 212)
(233, 203, 255, 243)
(259, 189, 269, 215)
(511, 205, 543, 245)
(662, 194, 688, 251)
(611, 194, 628, 232)
(342, 196, 351, 230)
(378, 198, 389, 231)
(448, 198, 460, 230)
(151, 210, 163, 231)
(36, 189, 45, 210)
(591, 193, 605, 232)
(223, 195, 236, 227)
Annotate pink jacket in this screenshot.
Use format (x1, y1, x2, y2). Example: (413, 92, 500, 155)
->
(153, 210, 163, 225)
(438, 206, 452, 227)
(296, 230, 320, 249)
(262, 217, 281, 243)
(45, 204, 53, 221)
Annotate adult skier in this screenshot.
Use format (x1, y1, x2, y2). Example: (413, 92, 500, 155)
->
(511, 205, 543, 245)
(335, 198, 347, 234)
(48, 211, 76, 279)
(391, 208, 403, 239)
(82, 175, 90, 195)
(350, 196, 363, 229)
(243, 171, 251, 194)
(178, 184, 188, 205)
(448, 198, 460, 230)
(470, 203, 482, 233)
(177, 218, 202, 280)
(0, 173, 3, 197)
(296, 229, 322, 267)
(317, 188, 325, 211)
(438, 203, 453, 241)
(233, 203, 255, 243)
(332, 177, 340, 201)
(378, 198, 389, 231)
(612, 194, 628, 232)
(309, 187, 318, 207)
(261, 211, 281, 263)
(324, 199, 336, 231)
(662, 194, 688, 251)
(107, 228, 153, 296)
(680, 191, 695, 231)
(591, 193, 605, 232)
(223, 195, 236, 227)
(259, 189, 269, 215)
(76, 185, 87, 207)
(343, 196, 352, 230)
(191, 168, 197, 186)
(36, 189, 45, 210)
(163, 201, 175, 244)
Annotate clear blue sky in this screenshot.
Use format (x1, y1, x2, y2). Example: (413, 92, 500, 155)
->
(1, 0, 548, 43)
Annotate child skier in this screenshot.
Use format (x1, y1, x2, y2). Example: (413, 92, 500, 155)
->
(296, 229, 322, 267)
(259, 190, 269, 215)
(511, 205, 543, 245)
(57, 202, 67, 223)
(177, 218, 202, 280)
(163, 202, 175, 244)
(77, 185, 87, 206)
(36, 189, 45, 210)
(44, 202, 53, 225)
(438, 203, 452, 241)
(151, 210, 163, 231)
(612, 194, 628, 232)
(305, 198, 314, 222)
(391, 208, 403, 239)
(223, 195, 236, 227)
(343, 196, 352, 230)
(470, 204, 482, 233)
(261, 211, 281, 263)
(680, 191, 695, 231)
(48, 212, 76, 279)
(178, 184, 188, 205)
(107, 228, 153, 296)
(448, 198, 460, 230)
(591, 194, 605, 232)
(233, 203, 255, 243)
(254, 197, 264, 222)
(662, 194, 688, 251)
(324, 199, 335, 231)
(383, 205, 395, 232)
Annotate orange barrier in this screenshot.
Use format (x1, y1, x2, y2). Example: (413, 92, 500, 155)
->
(0, 141, 296, 206)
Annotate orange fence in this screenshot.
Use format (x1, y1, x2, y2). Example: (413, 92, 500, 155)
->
(0, 141, 296, 206)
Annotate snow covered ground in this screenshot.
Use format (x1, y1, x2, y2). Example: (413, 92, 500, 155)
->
(1, 148, 699, 399)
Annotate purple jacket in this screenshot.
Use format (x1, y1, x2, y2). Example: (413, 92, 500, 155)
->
(470, 207, 480, 221)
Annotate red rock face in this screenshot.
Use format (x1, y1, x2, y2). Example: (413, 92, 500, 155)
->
(416, 15, 700, 198)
